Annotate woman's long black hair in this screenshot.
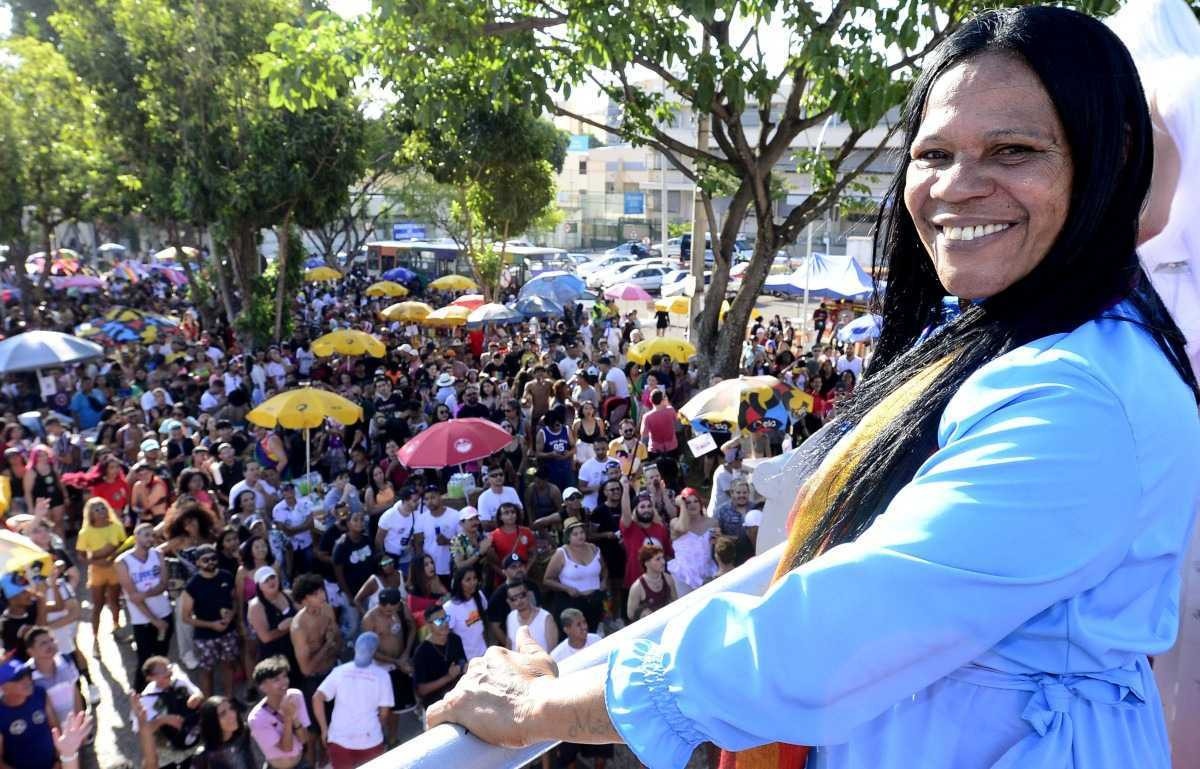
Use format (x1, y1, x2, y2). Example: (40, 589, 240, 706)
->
(790, 6, 1198, 568)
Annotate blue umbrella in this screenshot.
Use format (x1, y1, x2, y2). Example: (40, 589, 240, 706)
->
(382, 267, 418, 284)
(518, 271, 586, 305)
(515, 295, 565, 319)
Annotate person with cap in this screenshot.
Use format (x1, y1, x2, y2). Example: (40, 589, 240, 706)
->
(162, 419, 195, 478)
(412, 605, 467, 710)
(179, 543, 239, 697)
(0, 572, 45, 659)
(0, 655, 59, 769)
(450, 506, 492, 575)
(247, 655, 311, 769)
(312, 631, 393, 769)
(542, 514, 608, 633)
(433, 371, 457, 408)
(246, 566, 299, 677)
(360, 585, 417, 740)
(485, 552, 543, 650)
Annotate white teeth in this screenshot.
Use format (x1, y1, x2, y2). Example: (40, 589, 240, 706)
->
(941, 223, 1010, 241)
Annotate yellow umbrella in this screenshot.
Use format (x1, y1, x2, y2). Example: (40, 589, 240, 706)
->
(654, 296, 691, 315)
(0, 529, 52, 575)
(380, 301, 433, 322)
(422, 305, 470, 328)
(365, 281, 410, 298)
(304, 266, 342, 282)
(627, 337, 697, 364)
(247, 387, 365, 478)
(310, 329, 386, 358)
(428, 274, 478, 292)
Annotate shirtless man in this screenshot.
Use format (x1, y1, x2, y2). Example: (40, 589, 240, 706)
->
(522, 365, 552, 429)
(360, 588, 416, 744)
(289, 574, 341, 731)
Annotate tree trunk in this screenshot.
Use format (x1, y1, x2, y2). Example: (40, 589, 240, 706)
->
(6, 239, 35, 330)
(208, 230, 239, 332)
(273, 210, 292, 343)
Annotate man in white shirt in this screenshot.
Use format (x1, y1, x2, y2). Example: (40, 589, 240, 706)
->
(475, 468, 522, 528)
(313, 632, 392, 769)
(376, 487, 421, 573)
(272, 483, 316, 573)
(198, 377, 225, 413)
(557, 340, 581, 382)
(417, 488, 460, 581)
(577, 440, 609, 511)
(228, 462, 278, 515)
(836, 347, 864, 378)
(597, 356, 629, 399)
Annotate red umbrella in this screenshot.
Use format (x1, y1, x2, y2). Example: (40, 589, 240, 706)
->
(396, 418, 512, 469)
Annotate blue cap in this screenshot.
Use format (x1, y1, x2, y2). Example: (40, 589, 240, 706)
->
(0, 657, 30, 685)
(354, 632, 380, 668)
(0, 573, 29, 600)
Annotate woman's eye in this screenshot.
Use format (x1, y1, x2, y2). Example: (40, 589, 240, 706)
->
(995, 144, 1032, 158)
(912, 148, 947, 162)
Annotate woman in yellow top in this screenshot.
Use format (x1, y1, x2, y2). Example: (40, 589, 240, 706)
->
(74, 497, 128, 645)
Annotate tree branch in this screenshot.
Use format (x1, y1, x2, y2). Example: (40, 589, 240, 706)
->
(482, 14, 567, 36)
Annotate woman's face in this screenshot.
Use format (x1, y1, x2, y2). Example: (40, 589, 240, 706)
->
(499, 505, 518, 526)
(88, 504, 109, 527)
(435, 406, 450, 421)
(252, 538, 269, 562)
(568, 525, 586, 546)
(460, 570, 477, 597)
(184, 516, 200, 537)
(217, 699, 239, 736)
(373, 466, 385, 484)
(424, 557, 436, 577)
(904, 52, 1072, 300)
(188, 474, 204, 491)
(647, 553, 665, 573)
(221, 531, 238, 553)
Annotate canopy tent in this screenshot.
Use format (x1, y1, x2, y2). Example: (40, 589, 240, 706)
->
(764, 253, 874, 300)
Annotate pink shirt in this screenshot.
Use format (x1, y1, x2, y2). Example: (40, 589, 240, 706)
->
(641, 407, 679, 453)
(248, 689, 311, 762)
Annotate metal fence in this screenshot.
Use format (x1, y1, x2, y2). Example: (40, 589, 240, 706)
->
(359, 543, 785, 769)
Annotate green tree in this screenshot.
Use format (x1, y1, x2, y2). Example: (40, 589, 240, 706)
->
(395, 105, 567, 299)
(0, 36, 131, 320)
(259, 0, 1117, 377)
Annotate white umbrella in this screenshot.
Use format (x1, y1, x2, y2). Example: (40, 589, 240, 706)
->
(97, 242, 127, 253)
(152, 246, 199, 262)
(0, 331, 104, 374)
(836, 314, 883, 343)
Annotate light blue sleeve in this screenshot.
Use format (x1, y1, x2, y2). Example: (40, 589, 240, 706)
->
(605, 358, 1145, 769)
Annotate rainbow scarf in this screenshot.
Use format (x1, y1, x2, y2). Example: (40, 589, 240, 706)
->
(720, 357, 952, 769)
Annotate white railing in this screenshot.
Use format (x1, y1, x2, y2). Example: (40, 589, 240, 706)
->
(361, 543, 784, 769)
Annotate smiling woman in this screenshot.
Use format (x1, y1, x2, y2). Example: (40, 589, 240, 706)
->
(426, 8, 1200, 769)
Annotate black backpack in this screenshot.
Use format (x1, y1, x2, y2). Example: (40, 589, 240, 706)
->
(149, 682, 201, 749)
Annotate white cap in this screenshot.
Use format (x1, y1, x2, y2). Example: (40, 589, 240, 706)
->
(253, 566, 277, 585)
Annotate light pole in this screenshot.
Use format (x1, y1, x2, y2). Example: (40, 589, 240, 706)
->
(801, 113, 836, 344)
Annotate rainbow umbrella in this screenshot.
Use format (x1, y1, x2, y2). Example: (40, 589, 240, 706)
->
(681, 375, 813, 435)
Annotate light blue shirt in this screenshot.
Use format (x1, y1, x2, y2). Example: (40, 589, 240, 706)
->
(606, 305, 1200, 769)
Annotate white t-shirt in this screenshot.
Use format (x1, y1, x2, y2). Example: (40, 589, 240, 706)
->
(577, 458, 607, 510)
(272, 498, 315, 550)
(836, 356, 863, 377)
(476, 486, 522, 523)
(506, 607, 553, 652)
(444, 595, 489, 661)
(604, 367, 630, 398)
(558, 356, 580, 382)
(417, 508, 461, 575)
(550, 633, 602, 663)
(116, 548, 172, 623)
(199, 390, 221, 413)
(377, 503, 419, 558)
(229, 479, 277, 513)
(316, 662, 393, 750)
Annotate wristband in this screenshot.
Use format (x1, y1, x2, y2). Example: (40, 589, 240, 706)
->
(60, 753, 78, 763)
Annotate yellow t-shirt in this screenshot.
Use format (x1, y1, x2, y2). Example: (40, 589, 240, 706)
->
(76, 522, 127, 555)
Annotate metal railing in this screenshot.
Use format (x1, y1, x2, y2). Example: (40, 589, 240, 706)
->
(361, 543, 784, 769)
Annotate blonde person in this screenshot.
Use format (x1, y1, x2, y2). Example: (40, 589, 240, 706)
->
(74, 496, 127, 644)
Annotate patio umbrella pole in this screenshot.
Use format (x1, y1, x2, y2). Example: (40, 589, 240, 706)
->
(305, 427, 311, 484)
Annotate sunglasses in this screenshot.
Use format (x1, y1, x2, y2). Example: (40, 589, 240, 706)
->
(430, 616, 449, 627)
(507, 592, 528, 602)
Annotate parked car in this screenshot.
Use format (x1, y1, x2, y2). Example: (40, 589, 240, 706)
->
(577, 253, 635, 279)
(604, 264, 671, 293)
(661, 234, 753, 264)
(603, 242, 650, 257)
(588, 258, 675, 289)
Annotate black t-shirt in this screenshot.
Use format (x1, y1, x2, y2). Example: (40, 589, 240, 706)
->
(0, 604, 37, 659)
(455, 402, 492, 420)
(184, 569, 235, 640)
(332, 532, 376, 596)
(316, 524, 347, 582)
(484, 579, 542, 626)
(413, 634, 467, 707)
(216, 460, 244, 496)
(590, 503, 622, 534)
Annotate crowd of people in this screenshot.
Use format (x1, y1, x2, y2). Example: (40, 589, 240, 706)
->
(0, 259, 870, 769)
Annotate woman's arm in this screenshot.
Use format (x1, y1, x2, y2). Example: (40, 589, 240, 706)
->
(625, 580, 643, 621)
(541, 550, 574, 596)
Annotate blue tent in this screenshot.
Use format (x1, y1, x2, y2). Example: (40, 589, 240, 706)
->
(764, 253, 874, 299)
